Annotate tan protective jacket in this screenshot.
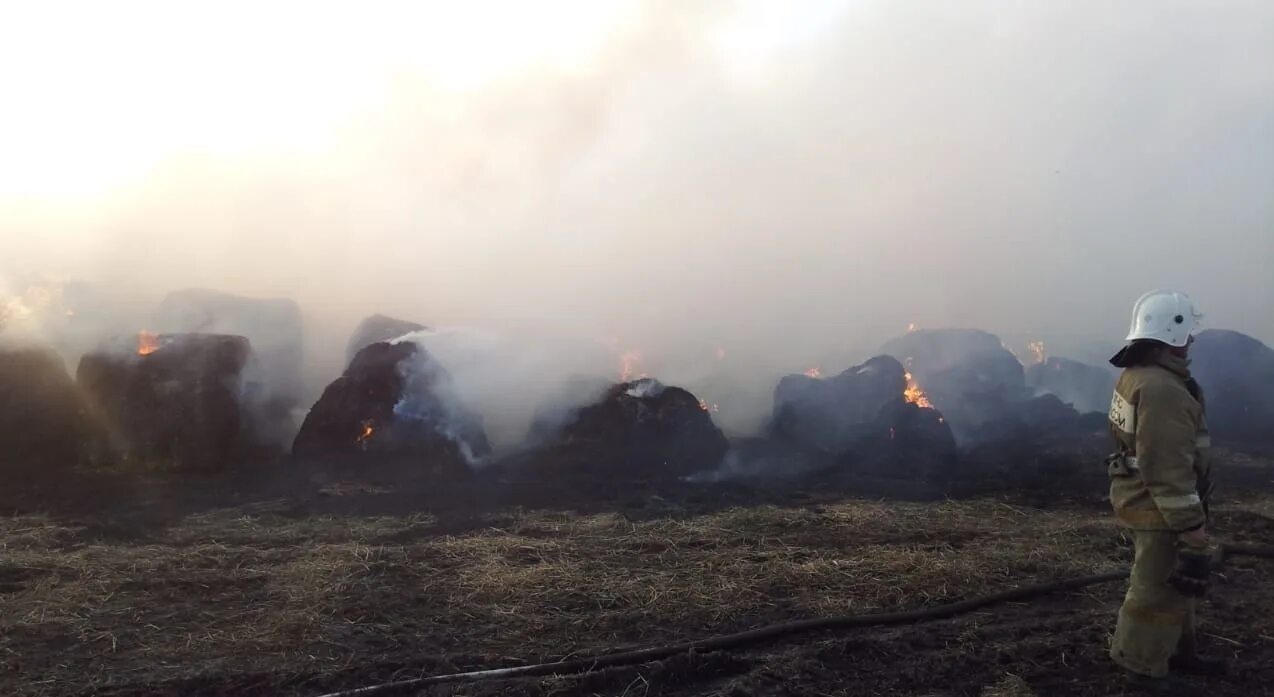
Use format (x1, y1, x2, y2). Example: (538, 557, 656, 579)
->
(1107, 353, 1211, 532)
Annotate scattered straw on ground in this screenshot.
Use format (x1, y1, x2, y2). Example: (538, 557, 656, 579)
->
(0, 495, 1258, 696)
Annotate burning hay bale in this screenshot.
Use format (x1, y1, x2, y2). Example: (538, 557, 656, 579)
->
(76, 333, 252, 472)
(0, 346, 89, 474)
(880, 328, 1091, 444)
(292, 340, 489, 476)
(520, 378, 729, 480)
(881, 329, 1029, 440)
(1025, 357, 1116, 414)
(1190, 329, 1274, 443)
(770, 355, 957, 477)
(153, 288, 304, 442)
(346, 314, 427, 364)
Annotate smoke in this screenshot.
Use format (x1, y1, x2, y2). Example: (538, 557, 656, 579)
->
(396, 326, 614, 454)
(2, 1, 1272, 442)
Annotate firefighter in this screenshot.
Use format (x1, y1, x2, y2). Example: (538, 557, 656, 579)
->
(1106, 290, 1225, 693)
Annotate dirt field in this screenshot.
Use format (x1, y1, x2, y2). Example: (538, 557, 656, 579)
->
(2, 460, 1273, 697)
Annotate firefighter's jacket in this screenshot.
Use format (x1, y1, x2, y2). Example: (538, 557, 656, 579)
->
(1107, 353, 1211, 532)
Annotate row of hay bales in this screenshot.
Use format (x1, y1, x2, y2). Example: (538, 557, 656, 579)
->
(3, 289, 1273, 485)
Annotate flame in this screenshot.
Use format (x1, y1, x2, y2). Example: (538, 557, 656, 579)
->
(906, 322, 918, 333)
(357, 420, 375, 447)
(137, 331, 161, 356)
(697, 398, 720, 413)
(804, 367, 821, 378)
(1028, 340, 1047, 364)
(902, 358, 933, 409)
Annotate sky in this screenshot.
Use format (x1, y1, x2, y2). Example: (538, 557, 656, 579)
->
(1, 0, 1272, 436)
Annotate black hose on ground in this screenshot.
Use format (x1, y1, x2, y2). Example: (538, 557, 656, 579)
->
(314, 543, 1274, 697)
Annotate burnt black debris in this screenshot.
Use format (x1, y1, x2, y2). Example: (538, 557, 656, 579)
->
(77, 333, 252, 472)
(0, 346, 89, 474)
(1026, 357, 1116, 414)
(346, 314, 427, 365)
(292, 340, 489, 477)
(520, 378, 729, 480)
(1191, 329, 1274, 443)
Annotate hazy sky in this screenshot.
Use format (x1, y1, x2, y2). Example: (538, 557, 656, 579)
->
(2, 0, 1272, 433)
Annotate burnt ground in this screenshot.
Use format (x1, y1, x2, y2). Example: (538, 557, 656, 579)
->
(1, 451, 1272, 697)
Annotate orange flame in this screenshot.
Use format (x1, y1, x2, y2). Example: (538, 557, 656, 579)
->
(804, 367, 821, 378)
(906, 322, 919, 333)
(137, 331, 161, 356)
(357, 420, 375, 446)
(902, 358, 933, 409)
(697, 398, 720, 413)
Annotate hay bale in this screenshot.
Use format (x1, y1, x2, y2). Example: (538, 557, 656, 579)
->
(0, 346, 87, 473)
(770, 355, 957, 477)
(292, 341, 488, 477)
(881, 329, 1093, 446)
(153, 288, 304, 442)
(76, 333, 251, 472)
(882, 329, 1030, 442)
(524, 378, 729, 480)
(346, 314, 426, 365)
(773, 356, 910, 452)
(1191, 329, 1274, 442)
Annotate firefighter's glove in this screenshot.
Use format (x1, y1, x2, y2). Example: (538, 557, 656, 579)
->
(1167, 545, 1211, 598)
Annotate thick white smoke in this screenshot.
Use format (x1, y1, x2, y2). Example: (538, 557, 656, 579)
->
(2, 1, 1272, 442)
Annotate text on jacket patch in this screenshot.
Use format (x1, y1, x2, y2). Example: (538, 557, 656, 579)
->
(1109, 390, 1136, 434)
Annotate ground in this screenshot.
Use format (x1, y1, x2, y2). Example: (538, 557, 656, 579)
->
(2, 458, 1273, 697)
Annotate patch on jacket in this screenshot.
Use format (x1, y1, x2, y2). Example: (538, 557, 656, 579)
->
(1109, 390, 1135, 434)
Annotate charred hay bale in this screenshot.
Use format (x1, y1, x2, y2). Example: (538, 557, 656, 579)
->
(1025, 357, 1116, 414)
(525, 374, 613, 446)
(346, 314, 427, 365)
(154, 289, 304, 439)
(770, 355, 957, 477)
(967, 393, 1105, 446)
(1191, 329, 1274, 443)
(772, 355, 908, 452)
(524, 378, 729, 480)
(76, 334, 251, 472)
(292, 341, 489, 477)
(0, 346, 88, 473)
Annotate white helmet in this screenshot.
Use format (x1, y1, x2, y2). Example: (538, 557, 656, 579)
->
(1125, 290, 1202, 347)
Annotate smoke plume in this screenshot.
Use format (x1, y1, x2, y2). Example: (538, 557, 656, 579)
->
(2, 0, 1272, 443)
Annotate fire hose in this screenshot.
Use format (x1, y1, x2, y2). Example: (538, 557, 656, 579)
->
(314, 543, 1274, 697)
